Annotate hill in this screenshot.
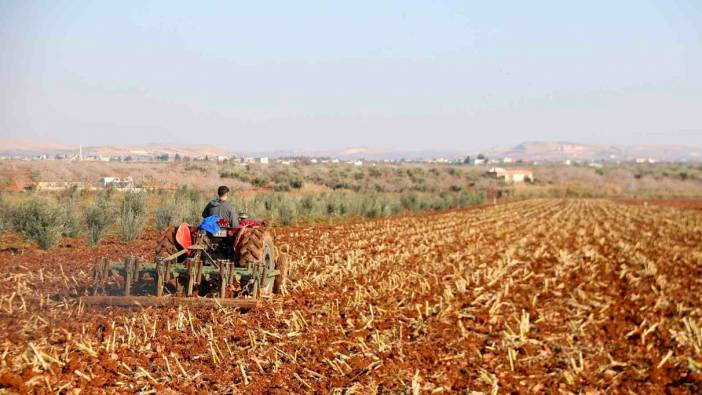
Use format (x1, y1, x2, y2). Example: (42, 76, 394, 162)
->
(484, 141, 701, 162)
(1, 138, 700, 162)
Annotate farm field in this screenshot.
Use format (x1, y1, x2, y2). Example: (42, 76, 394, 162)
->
(1, 199, 701, 393)
(613, 197, 702, 211)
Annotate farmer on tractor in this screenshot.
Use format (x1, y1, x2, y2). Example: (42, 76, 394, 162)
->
(202, 185, 238, 228)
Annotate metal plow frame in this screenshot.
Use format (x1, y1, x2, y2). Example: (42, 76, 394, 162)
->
(81, 236, 280, 309)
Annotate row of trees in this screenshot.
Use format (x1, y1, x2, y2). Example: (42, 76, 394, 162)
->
(0, 188, 485, 250)
(0, 189, 149, 250)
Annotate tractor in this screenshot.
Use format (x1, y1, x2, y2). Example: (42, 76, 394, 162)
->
(81, 215, 288, 308)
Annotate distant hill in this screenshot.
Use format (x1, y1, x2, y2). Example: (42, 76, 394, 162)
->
(86, 144, 231, 158)
(0, 139, 234, 158)
(0, 138, 699, 162)
(307, 142, 702, 162)
(483, 141, 701, 162)
(0, 138, 74, 153)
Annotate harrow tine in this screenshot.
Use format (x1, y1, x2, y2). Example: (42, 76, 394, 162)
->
(123, 256, 137, 296)
(156, 258, 165, 297)
(92, 257, 106, 296)
(185, 259, 193, 297)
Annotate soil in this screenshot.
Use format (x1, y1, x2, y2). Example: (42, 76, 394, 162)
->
(0, 199, 701, 393)
(614, 197, 702, 211)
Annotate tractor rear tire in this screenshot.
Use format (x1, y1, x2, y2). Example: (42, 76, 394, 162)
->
(237, 227, 267, 265)
(257, 233, 277, 296)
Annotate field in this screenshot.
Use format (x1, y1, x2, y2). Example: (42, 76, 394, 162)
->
(1, 199, 701, 393)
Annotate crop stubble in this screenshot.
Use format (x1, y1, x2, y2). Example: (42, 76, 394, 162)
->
(0, 199, 701, 393)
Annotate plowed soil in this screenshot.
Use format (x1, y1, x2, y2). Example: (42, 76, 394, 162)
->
(1, 199, 701, 393)
(614, 197, 702, 211)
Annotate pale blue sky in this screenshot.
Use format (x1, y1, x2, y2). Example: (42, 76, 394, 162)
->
(1, 1, 701, 151)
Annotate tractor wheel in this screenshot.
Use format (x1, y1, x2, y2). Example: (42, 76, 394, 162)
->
(273, 254, 288, 294)
(237, 227, 267, 265)
(155, 225, 179, 258)
(257, 234, 277, 296)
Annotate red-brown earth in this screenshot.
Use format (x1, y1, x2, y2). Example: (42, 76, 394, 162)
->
(0, 199, 701, 393)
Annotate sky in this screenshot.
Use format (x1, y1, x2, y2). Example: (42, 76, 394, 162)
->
(1, 0, 701, 152)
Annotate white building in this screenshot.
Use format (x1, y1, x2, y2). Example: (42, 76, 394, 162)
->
(488, 168, 534, 183)
(100, 176, 135, 188)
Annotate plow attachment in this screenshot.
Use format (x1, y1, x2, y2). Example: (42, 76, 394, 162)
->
(84, 229, 288, 308)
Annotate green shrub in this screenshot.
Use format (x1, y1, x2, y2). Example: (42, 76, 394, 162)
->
(85, 190, 116, 246)
(252, 175, 269, 188)
(62, 205, 82, 238)
(119, 191, 149, 241)
(274, 183, 291, 192)
(154, 202, 179, 231)
(153, 188, 206, 230)
(277, 201, 297, 225)
(86, 202, 115, 247)
(12, 197, 66, 250)
(185, 163, 209, 173)
(298, 195, 317, 218)
(220, 167, 250, 182)
(0, 194, 9, 234)
(173, 186, 208, 225)
(59, 186, 82, 237)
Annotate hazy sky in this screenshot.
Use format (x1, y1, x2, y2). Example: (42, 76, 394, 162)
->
(1, 1, 701, 151)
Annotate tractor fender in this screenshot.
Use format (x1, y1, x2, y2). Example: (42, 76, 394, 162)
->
(175, 223, 193, 250)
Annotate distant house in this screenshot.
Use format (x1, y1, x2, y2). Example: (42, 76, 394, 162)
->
(100, 176, 135, 188)
(85, 155, 110, 162)
(257, 157, 269, 165)
(488, 167, 534, 183)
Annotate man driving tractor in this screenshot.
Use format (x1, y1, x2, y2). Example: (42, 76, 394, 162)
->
(202, 185, 238, 228)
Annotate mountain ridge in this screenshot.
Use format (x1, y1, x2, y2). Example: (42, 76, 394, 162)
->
(0, 138, 699, 162)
